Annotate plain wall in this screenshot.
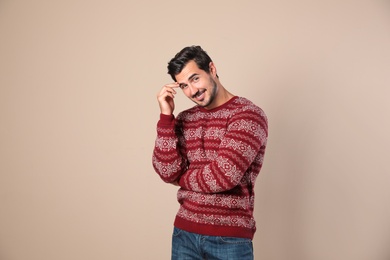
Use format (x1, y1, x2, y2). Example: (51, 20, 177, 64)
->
(1, 1, 389, 259)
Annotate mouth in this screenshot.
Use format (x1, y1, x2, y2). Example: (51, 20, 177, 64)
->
(193, 89, 206, 101)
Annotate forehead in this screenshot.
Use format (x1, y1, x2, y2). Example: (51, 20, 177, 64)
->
(176, 60, 203, 82)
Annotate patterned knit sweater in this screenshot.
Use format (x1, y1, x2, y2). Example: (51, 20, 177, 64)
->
(152, 96, 268, 239)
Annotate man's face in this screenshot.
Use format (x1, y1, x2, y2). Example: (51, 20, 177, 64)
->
(175, 60, 218, 109)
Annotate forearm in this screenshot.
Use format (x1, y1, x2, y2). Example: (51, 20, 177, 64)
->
(178, 113, 267, 193)
(152, 114, 187, 183)
(178, 140, 259, 193)
(152, 152, 185, 183)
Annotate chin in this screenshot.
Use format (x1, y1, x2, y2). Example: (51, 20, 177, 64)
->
(201, 101, 214, 109)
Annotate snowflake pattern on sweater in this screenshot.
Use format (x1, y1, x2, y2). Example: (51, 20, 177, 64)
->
(152, 96, 268, 239)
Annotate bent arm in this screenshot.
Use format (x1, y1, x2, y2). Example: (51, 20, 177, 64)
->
(178, 110, 268, 193)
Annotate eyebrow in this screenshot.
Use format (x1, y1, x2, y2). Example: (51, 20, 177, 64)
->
(178, 73, 199, 89)
(178, 73, 199, 84)
(188, 73, 199, 81)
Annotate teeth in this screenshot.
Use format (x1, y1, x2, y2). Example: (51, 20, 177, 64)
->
(195, 90, 205, 97)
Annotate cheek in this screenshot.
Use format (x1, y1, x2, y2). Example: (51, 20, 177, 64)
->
(182, 89, 192, 97)
(194, 80, 206, 89)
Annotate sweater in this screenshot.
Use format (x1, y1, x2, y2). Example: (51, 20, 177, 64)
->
(152, 96, 268, 239)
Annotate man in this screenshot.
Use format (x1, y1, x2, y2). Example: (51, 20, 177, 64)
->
(152, 46, 268, 259)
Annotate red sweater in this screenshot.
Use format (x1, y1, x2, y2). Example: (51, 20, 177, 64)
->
(152, 96, 268, 239)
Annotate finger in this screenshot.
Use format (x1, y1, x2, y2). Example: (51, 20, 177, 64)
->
(167, 87, 177, 95)
(159, 87, 176, 96)
(159, 85, 177, 96)
(164, 92, 175, 99)
(157, 89, 175, 101)
(164, 83, 180, 92)
(165, 82, 180, 88)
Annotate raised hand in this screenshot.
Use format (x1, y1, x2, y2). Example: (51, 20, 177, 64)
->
(157, 83, 180, 115)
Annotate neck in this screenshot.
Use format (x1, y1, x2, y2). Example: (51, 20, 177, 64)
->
(218, 83, 234, 102)
(208, 83, 234, 109)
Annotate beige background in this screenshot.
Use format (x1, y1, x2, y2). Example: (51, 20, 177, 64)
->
(1, 1, 389, 259)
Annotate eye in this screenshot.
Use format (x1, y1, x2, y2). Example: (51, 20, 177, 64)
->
(192, 76, 200, 82)
(179, 83, 188, 89)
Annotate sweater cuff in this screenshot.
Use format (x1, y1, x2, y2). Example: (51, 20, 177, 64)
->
(158, 113, 175, 127)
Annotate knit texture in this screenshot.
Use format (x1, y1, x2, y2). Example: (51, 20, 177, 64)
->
(152, 96, 268, 239)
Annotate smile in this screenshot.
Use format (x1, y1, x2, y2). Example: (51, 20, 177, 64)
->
(193, 89, 206, 100)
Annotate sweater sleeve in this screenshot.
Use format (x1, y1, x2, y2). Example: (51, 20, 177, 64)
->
(152, 113, 187, 183)
(178, 108, 268, 193)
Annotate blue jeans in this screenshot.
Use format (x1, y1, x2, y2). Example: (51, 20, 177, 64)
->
(171, 227, 254, 260)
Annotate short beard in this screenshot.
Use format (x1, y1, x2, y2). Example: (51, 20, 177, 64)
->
(200, 77, 217, 108)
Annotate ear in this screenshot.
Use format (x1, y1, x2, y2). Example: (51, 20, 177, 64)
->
(209, 62, 217, 77)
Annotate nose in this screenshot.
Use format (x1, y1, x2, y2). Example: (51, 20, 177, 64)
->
(188, 84, 199, 97)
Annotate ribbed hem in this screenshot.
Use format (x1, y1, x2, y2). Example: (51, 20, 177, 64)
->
(174, 216, 255, 240)
(157, 113, 175, 127)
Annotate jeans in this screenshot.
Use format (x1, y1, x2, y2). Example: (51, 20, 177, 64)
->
(171, 227, 254, 260)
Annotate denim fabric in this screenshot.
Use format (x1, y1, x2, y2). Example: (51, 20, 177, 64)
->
(171, 227, 253, 260)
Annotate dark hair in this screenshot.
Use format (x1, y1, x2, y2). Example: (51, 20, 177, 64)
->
(167, 45, 213, 81)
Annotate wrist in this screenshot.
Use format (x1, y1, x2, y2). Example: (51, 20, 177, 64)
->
(157, 113, 175, 127)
